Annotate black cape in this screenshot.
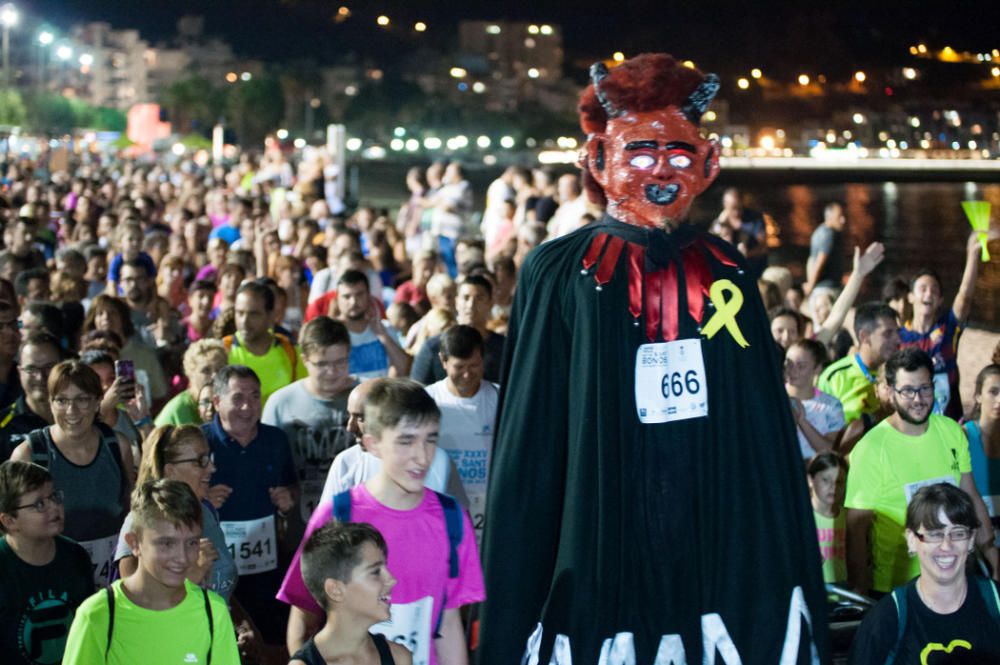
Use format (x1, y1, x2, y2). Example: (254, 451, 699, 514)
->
(479, 217, 830, 664)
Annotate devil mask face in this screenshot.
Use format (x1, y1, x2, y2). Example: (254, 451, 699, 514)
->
(587, 106, 719, 229)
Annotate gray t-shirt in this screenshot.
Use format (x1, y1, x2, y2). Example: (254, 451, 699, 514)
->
(809, 224, 844, 289)
(115, 501, 237, 602)
(261, 379, 356, 521)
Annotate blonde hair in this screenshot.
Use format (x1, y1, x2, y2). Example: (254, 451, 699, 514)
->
(411, 307, 455, 355)
(137, 425, 208, 487)
(182, 339, 228, 379)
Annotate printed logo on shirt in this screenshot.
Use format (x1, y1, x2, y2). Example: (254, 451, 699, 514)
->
(920, 639, 971, 664)
(184, 653, 199, 663)
(18, 591, 73, 664)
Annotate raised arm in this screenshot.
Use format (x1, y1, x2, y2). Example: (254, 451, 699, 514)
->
(815, 243, 885, 346)
(952, 231, 989, 321)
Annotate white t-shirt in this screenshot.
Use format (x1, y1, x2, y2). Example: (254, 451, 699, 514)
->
(348, 323, 403, 380)
(797, 389, 846, 458)
(424, 380, 499, 542)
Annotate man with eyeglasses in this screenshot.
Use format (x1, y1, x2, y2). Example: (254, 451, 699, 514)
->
(845, 348, 998, 597)
(0, 460, 93, 665)
(0, 334, 61, 461)
(262, 317, 357, 529)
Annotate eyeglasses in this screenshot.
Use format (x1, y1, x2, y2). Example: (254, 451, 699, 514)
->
(168, 453, 214, 469)
(914, 527, 972, 544)
(52, 395, 96, 410)
(893, 384, 934, 400)
(20, 363, 57, 377)
(14, 490, 65, 513)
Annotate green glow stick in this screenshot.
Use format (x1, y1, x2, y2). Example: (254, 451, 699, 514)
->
(962, 200, 992, 262)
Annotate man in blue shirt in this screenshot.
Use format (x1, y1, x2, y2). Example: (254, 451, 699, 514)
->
(202, 364, 298, 649)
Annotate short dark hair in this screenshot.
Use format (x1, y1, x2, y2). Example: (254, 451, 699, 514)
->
(789, 339, 827, 369)
(909, 268, 942, 294)
(881, 277, 908, 303)
(906, 483, 979, 533)
(25, 303, 65, 341)
(971, 364, 1000, 420)
(189, 279, 217, 295)
(0, 461, 53, 531)
(300, 316, 351, 358)
(806, 451, 847, 478)
(13, 268, 49, 298)
(337, 269, 369, 291)
(18, 332, 63, 363)
(884, 348, 933, 388)
(301, 521, 388, 611)
(79, 348, 116, 369)
(48, 360, 103, 400)
(853, 302, 897, 341)
(235, 281, 274, 312)
(439, 324, 483, 361)
(459, 274, 493, 299)
(770, 307, 805, 336)
(121, 257, 153, 278)
(364, 378, 440, 440)
(213, 364, 261, 397)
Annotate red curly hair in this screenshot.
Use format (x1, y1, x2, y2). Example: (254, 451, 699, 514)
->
(578, 53, 709, 206)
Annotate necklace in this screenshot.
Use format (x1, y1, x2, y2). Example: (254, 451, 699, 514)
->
(915, 576, 967, 614)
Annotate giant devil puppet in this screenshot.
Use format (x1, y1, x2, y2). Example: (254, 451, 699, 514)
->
(479, 53, 829, 664)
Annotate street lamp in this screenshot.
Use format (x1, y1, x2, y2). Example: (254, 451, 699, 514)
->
(38, 30, 53, 45)
(55, 44, 72, 61)
(1, 3, 19, 87)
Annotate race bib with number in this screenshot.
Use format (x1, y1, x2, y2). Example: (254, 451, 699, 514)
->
(221, 515, 277, 575)
(300, 479, 325, 522)
(80, 534, 117, 587)
(634, 340, 708, 424)
(903, 476, 957, 505)
(370, 596, 434, 665)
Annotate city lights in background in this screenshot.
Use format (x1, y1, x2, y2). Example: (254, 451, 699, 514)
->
(55, 44, 72, 60)
(737, 77, 750, 90)
(449, 67, 466, 78)
(798, 74, 810, 85)
(854, 71, 866, 82)
(78, 53, 93, 66)
(414, 21, 426, 32)
(0, 4, 18, 28)
(751, 68, 763, 79)
(376, 15, 389, 27)
(38, 30, 53, 45)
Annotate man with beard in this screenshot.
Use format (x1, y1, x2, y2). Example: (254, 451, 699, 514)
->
(334, 270, 409, 379)
(119, 259, 157, 331)
(845, 348, 998, 597)
(224, 282, 307, 406)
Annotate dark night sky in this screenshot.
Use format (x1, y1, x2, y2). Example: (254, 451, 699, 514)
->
(19, 0, 1000, 79)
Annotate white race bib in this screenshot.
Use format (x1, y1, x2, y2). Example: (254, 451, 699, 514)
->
(634, 340, 708, 424)
(371, 596, 434, 665)
(903, 476, 957, 505)
(221, 515, 278, 575)
(80, 534, 117, 587)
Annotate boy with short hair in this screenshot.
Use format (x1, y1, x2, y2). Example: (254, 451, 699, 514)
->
(290, 521, 412, 665)
(0, 460, 93, 665)
(63, 479, 239, 664)
(280, 378, 484, 665)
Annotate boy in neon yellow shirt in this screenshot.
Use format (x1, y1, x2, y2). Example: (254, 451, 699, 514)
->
(63, 479, 239, 665)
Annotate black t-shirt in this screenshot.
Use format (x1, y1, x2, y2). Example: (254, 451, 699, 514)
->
(849, 578, 1000, 665)
(0, 535, 95, 665)
(291, 633, 396, 665)
(410, 331, 505, 386)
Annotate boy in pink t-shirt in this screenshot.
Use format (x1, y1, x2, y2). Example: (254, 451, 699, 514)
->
(279, 378, 484, 665)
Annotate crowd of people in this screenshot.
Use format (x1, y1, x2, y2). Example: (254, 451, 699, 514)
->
(0, 149, 998, 664)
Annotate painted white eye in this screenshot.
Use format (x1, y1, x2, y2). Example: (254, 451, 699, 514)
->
(628, 154, 656, 169)
(668, 154, 692, 169)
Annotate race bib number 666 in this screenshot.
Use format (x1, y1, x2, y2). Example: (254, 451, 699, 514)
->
(635, 339, 708, 424)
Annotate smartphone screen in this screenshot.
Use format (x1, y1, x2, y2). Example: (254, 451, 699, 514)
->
(114, 360, 136, 400)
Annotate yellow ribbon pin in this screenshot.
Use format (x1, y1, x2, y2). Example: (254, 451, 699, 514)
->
(701, 279, 750, 348)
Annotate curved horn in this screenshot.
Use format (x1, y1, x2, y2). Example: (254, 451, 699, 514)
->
(590, 62, 623, 119)
(682, 73, 720, 125)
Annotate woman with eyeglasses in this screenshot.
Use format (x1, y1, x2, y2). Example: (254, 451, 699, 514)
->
(849, 483, 1000, 664)
(10, 360, 135, 589)
(114, 424, 237, 600)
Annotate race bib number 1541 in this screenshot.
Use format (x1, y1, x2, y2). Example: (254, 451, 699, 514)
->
(634, 340, 708, 424)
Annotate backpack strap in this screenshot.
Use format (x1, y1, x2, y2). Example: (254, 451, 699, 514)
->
(434, 491, 463, 579)
(371, 632, 395, 665)
(105, 585, 116, 660)
(332, 489, 352, 523)
(95, 422, 130, 511)
(202, 588, 214, 665)
(274, 333, 299, 382)
(974, 576, 1000, 625)
(27, 428, 50, 468)
(885, 583, 911, 665)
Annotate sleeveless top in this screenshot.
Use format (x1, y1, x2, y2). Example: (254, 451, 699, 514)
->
(291, 632, 395, 665)
(39, 424, 125, 542)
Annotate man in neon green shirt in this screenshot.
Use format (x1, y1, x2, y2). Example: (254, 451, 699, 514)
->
(818, 302, 899, 424)
(63, 478, 239, 664)
(226, 281, 307, 405)
(844, 348, 997, 595)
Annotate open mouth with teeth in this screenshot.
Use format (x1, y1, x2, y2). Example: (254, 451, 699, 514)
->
(644, 183, 680, 205)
